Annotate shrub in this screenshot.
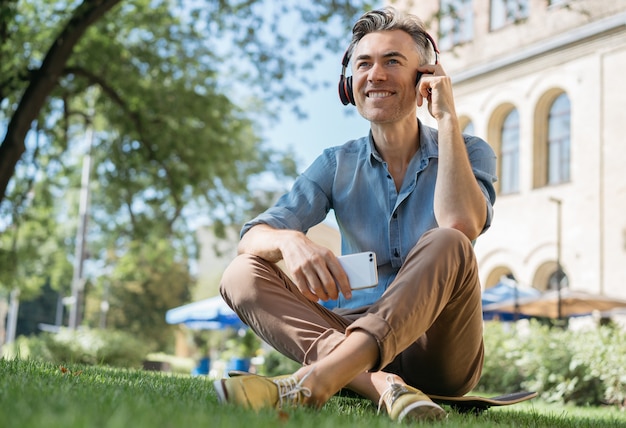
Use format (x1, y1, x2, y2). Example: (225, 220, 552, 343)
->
(475, 323, 526, 393)
(7, 328, 149, 368)
(477, 320, 626, 406)
(260, 350, 301, 377)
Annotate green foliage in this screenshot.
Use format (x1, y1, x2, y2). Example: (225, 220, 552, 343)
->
(0, 181, 74, 298)
(478, 320, 626, 406)
(221, 328, 261, 360)
(100, 237, 192, 352)
(261, 349, 302, 377)
(6, 327, 149, 368)
(0, 0, 28, 102)
(476, 321, 527, 393)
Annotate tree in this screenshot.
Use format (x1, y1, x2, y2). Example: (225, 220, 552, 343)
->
(0, 0, 374, 345)
(93, 237, 193, 351)
(0, 0, 375, 206)
(0, 0, 121, 203)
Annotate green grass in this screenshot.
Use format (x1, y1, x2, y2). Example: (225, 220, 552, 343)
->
(1, 359, 624, 428)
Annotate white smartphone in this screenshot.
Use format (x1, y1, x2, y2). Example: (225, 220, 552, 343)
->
(338, 252, 378, 290)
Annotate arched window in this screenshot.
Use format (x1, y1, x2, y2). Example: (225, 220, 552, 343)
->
(547, 93, 571, 185)
(500, 109, 520, 194)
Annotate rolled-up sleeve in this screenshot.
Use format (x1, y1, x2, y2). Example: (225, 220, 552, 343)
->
(240, 152, 335, 238)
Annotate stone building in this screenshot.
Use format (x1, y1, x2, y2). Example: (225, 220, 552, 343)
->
(400, 0, 626, 297)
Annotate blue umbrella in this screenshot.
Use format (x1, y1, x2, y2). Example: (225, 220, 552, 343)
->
(482, 280, 541, 321)
(165, 296, 246, 330)
(482, 280, 541, 306)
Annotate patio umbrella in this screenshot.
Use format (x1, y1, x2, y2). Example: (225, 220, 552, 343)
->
(482, 280, 542, 306)
(165, 296, 246, 330)
(481, 280, 541, 321)
(482, 288, 626, 319)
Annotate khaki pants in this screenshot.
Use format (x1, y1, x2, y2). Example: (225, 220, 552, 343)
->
(220, 227, 484, 396)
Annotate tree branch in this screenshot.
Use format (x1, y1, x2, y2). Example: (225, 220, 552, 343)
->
(64, 65, 147, 141)
(66, 65, 185, 228)
(0, 0, 121, 205)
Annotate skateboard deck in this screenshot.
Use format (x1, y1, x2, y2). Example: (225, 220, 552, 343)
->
(427, 391, 537, 412)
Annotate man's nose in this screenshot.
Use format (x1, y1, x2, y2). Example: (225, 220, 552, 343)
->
(368, 62, 387, 81)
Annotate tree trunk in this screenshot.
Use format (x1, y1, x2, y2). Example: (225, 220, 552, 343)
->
(0, 0, 121, 205)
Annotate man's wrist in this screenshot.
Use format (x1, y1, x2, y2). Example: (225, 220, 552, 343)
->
(276, 229, 307, 256)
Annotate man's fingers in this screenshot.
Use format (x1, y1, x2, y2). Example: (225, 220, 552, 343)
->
(314, 267, 343, 301)
(295, 265, 337, 302)
(327, 257, 352, 300)
(291, 270, 322, 302)
(282, 243, 354, 302)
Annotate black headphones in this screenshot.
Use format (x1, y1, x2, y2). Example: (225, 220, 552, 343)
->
(338, 32, 440, 106)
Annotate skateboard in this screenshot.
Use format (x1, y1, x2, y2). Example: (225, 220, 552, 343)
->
(427, 391, 537, 413)
(226, 370, 537, 413)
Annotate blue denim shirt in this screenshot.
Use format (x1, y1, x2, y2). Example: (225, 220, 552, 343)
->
(241, 121, 497, 309)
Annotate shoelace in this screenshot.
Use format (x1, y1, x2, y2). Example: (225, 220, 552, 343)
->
(377, 375, 409, 414)
(273, 369, 313, 407)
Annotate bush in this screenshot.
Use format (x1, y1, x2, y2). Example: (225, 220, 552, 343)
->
(6, 328, 149, 368)
(477, 320, 626, 406)
(475, 323, 526, 393)
(260, 350, 301, 377)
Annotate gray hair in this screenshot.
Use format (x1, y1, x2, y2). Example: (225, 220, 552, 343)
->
(347, 7, 435, 66)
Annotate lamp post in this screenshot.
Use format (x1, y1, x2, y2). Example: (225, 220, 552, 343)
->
(549, 197, 563, 320)
(68, 108, 95, 330)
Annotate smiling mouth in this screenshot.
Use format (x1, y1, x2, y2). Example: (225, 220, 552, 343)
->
(367, 91, 394, 99)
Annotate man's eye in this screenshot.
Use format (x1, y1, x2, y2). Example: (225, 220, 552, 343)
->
(357, 62, 370, 68)
(387, 59, 399, 65)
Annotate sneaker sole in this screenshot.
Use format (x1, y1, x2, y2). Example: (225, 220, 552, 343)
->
(398, 400, 447, 422)
(213, 379, 228, 404)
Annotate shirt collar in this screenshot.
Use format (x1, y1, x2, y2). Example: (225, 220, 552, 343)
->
(367, 118, 439, 167)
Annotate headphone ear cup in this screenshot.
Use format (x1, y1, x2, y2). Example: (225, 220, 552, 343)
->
(338, 75, 352, 106)
(338, 75, 356, 106)
(346, 76, 355, 105)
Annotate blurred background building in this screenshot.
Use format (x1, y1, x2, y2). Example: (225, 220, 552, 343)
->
(401, 0, 626, 298)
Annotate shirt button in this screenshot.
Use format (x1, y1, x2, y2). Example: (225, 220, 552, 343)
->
(393, 249, 399, 257)
(387, 175, 392, 180)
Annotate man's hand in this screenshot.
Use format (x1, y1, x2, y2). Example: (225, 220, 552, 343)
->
(280, 233, 352, 302)
(416, 64, 458, 121)
(238, 224, 352, 302)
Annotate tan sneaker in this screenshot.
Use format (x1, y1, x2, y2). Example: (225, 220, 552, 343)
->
(378, 376, 447, 422)
(213, 372, 311, 411)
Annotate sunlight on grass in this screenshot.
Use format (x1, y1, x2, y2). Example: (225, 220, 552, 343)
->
(1, 359, 624, 428)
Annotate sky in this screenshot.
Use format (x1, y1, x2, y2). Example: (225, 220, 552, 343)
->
(262, 51, 371, 173)
(258, 51, 371, 228)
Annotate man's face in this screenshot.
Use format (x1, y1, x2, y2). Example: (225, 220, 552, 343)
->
(351, 30, 422, 125)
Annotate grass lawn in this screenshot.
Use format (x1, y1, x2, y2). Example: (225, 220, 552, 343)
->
(1, 358, 624, 428)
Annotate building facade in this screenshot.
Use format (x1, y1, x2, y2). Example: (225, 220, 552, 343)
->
(401, 0, 626, 297)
